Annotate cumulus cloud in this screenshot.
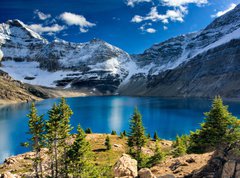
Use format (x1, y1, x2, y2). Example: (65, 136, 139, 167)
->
(34, 10, 51, 20)
(146, 28, 156, 33)
(126, 0, 152, 7)
(162, 0, 208, 7)
(28, 24, 65, 34)
(128, 0, 208, 33)
(211, 3, 236, 18)
(59, 12, 95, 32)
(139, 23, 156, 33)
(131, 6, 186, 24)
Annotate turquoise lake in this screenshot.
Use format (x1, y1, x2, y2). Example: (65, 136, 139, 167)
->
(0, 96, 240, 162)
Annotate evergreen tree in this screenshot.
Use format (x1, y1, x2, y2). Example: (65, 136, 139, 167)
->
(188, 96, 238, 153)
(105, 135, 111, 150)
(46, 103, 61, 178)
(153, 131, 159, 141)
(123, 130, 127, 137)
(111, 130, 117, 135)
(173, 135, 188, 157)
(85, 128, 92, 134)
(147, 141, 164, 167)
(67, 124, 97, 177)
(26, 103, 45, 178)
(120, 132, 124, 139)
(58, 97, 73, 176)
(147, 133, 151, 139)
(127, 108, 146, 165)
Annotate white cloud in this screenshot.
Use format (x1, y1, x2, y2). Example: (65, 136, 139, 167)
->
(146, 28, 156, 33)
(162, 0, 208, 7)
(211, 3, 236, 18)
(131, 6, 186, 24)
(28, 24, 65, 34)
(163, 26, 168, 30)
(80, 27, 88, 33)
(126, 0, 152, 7)
(59, 12, 95, 33)
(139, 23, 156, 33)
(34, 10, 51, 20)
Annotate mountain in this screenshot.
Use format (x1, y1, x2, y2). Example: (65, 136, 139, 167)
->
(119, 4, 240, 98)
(0, 20, 134, 94)
(0, 4, 240, 98)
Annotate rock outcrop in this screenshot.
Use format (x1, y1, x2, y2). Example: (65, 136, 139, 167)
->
(113, 154, 138, 178)
(188, 142, 240, 178)
(139, 168, 156, 178)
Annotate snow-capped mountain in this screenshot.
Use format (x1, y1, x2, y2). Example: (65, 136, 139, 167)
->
(0, 4, 240, 97)
(0, 20, 133, 93)
(120, 4, 240, 97)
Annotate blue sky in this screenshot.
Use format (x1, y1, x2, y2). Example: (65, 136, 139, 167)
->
(0, 0, 239, 54)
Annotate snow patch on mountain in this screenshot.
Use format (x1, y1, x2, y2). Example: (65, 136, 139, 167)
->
(0, 61, 80, 87)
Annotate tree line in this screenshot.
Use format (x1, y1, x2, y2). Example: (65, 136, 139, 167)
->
(23, 96, 240, 177)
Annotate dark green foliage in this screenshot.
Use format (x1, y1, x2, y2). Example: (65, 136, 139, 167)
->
(188, 96, 240, 153)
(153, 131, 159, 141)
(123, 130, 127, 137)
(147, 133, 151, 139)
(26, 103, 45, 178)
(105, 135, 111, 150)
(45, 103, 61, 178)
(127, 108, 146, 168)
(172, 135, 189, 157)
(85, 128, 92, 134)
(67, 124, 98, 177)
(120, 132, 124, 139)
(111, 130, 117, 135)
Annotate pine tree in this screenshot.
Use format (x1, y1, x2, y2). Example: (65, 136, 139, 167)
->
(153, 131, 159, 141)
(127, 108, 146, 165)
(111, 130, 117, 135)
(173, 135, 188, 157)
(46, 103, 60, 178)
(147, 133, 151, 139)
(147, 141, 164, 167)
(188, 96, 238, 153)
(105, 135, 111, 150)
(123, 130, 127, 137)
(120, 132, 124, 139)
(58, 97, 73, 176)
(67, 124, 97, 177)
(85, 128, 92, 134)
(26, 103, 45, 178)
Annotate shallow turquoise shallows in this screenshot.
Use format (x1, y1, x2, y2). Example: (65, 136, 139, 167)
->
(0, 96, 240, 162)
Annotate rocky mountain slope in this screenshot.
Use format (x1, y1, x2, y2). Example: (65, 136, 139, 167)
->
(0, 4, 240, 98)
(119, 4, 240, 98)
(0, 69, 40, 104)
(0, 69, 86, 104)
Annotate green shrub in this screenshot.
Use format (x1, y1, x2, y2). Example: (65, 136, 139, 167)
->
(111, 130, 117, 135)
(85, 128, 92, 134)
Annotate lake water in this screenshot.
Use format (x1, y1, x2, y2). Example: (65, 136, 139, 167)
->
(0, 96, 240, 162)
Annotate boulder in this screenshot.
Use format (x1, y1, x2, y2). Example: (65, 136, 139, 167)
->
(113, 154, 138, 178)
(138, 168, 156, 178)
(221, 160, 236, 178)
(0, 172, 19, 178)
